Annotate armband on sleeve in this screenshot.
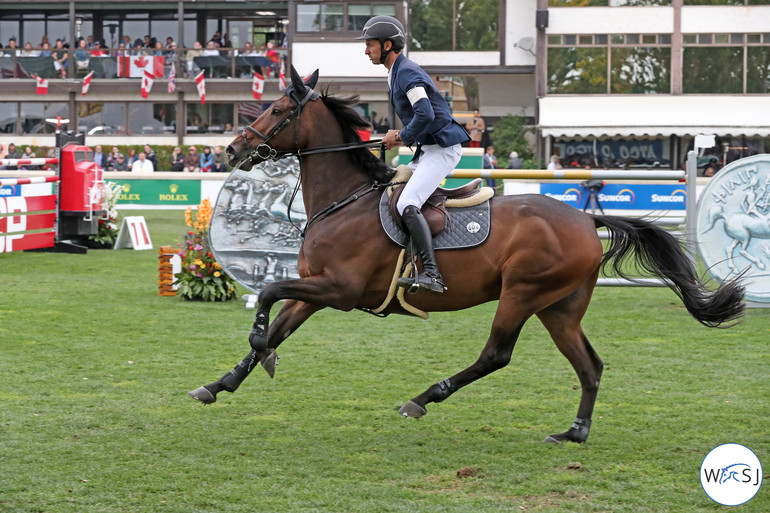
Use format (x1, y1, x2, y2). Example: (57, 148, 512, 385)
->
(406, 86, 428, 106)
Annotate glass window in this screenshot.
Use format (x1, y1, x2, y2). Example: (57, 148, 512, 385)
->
(683, 34, 697, 44)
(238, 102, 266, 128)
(0, 103, 17, 134)
(747, 34, 762, 44)
(550, 0, 672, 5)
(611, 47, 671, 93)
(683, 47, 743, 93)
(372, 4, 396, 16)
(19, 102, 68, 134)
(129, 103, 176, 134)
(321, 4, 344, 31)
(554, 137, 671, 169)
(77, 102, 126, 135)
(698, 34, 711, 44)
(349, 4, 372, 31)
(747, 46, 770, 93)
(22, 17, 46, 49)
(611, 35, 625, 45)
(683, 1, 745, 4)
(579, 35, 593, 45)
(564, 35, 576, 45)
(642, 34, 656, 45)
(410, 0, 498, 51)
(548, 35, 562, 45)
(547, 47, 608, 94)
(297, 4, 320, 32)
(187, 103, 235, 134)
(714, 34, 730, 44)
(626, 34, 639, 45)
(124, 20, 150, 47)
(596, 34, 608, 45)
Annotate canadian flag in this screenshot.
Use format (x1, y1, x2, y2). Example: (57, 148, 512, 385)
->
(34, 75, 48, 95)
(118, 55, 164, 78)
(141, 70, 154, 99)
(278, 60, 286, 91)
(81, 71, 94, 96)
(195, 71, 206, 104)
(168, 62, 176, 93)
(252, 71, 265, 100)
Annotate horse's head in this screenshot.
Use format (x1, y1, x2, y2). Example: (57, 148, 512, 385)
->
(226, 65, 320, 170)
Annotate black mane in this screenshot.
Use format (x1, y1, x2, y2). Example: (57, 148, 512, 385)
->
(319, 88, 395, 183)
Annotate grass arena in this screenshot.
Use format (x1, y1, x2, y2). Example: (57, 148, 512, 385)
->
(1, 209, 768, 512)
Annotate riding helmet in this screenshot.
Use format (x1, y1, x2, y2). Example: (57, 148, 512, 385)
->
(356, 15, 406, 53)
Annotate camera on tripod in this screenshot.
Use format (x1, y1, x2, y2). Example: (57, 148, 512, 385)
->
(580, 179, 605, 214)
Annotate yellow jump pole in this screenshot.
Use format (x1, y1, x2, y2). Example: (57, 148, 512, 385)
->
(447, 169, 685, 181)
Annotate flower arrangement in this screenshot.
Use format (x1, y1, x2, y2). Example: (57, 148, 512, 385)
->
(90, 181, 123, 246)
(174, 198, 237, 301)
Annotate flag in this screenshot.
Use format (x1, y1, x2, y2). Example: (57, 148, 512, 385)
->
(81, 71, 94, 96)
(141, 70, 154, 99)
(167, 62, 176, 93)
(278, 60, 286, 91)
(117, 55, 165, 78)
(34, 75, 48, 95)
(252, 71, 265, 100)
(195, 71, 206, 104)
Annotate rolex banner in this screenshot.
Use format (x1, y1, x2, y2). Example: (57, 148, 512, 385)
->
(111, 180, 201, 206)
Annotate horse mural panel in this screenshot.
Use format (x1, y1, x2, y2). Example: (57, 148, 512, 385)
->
(189, 66, 745, 444)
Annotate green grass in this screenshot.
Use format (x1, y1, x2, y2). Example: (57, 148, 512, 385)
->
(1, 210, 768, 512)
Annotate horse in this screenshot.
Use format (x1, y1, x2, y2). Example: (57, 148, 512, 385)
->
(704, 204, 770, 272)
(188, 66, 745, 444)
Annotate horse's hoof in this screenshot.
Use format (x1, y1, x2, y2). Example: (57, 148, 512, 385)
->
(261, 349, 278, 379)
(398, 400, 427, 419)
(188, 386, 216, 405)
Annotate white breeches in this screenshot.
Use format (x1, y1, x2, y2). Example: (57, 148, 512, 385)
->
(396, 143, 463, 215)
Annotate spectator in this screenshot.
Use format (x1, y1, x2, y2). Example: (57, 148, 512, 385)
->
(212, 146, 228, 172)
(131, 152, 155, 173)
(21, 42, 40, 57)
(265, 42, 279, 74)
(75, 38, 89, 67)
(143, 35, 152, 48)
(112, 154, 129, 171)
(115, 42, 127, 57)
(185, 41, 204, 74)
(224, 122, 233, 133)
(184, 146, 200, 172)
(507, 151, 523, 170)
(209, 31, 224, 48)
(105, 146, 122, 169)
(143, 144, 158, 169)
(203, 41, 219, 56)
(126, 147, 138, 167)
(170, 146, 184, 171)
(547, 155, 562, 171)
(39, 41, 52, 57)
(465, 109, 485, 148)
(200, 146, 214, 172)
(482, 145, 498, 188)
(704, 157, 720, 177)
(92, 145, 105, 168)
(21, 147, 38, 170)
(52, 39, 68, 76)
(91, 41, 107, 57)
(4, 143, 21, 170)
(86, 35, 95, 48)
(154, 41, 164, 57)
(239, 41, 257, 56)
(5, 37, 18, 56)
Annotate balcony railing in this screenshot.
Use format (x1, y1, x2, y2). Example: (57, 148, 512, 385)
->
(0, 48, 278, 80)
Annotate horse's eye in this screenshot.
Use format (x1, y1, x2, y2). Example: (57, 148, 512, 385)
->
(271, 108, 281, 116)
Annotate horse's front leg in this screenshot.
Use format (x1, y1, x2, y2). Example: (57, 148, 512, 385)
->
(188, 299, 323, 404)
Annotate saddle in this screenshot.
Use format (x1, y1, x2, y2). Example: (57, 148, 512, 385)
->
(386, 165, 494, 235)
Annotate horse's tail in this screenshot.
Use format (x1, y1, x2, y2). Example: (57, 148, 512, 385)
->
(703, 205, 725, 233)
(593, 215, 745, 328)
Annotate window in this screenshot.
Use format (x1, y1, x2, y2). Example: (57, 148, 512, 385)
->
(409, 0, 498, 51)
(19, 102, 68, 134)
(128, 103, 176, 134)
(747, 46, 770, 93)
(547, 34, 671, 94)
(682, 33, 770, 93)
(549, 0, 672, 5)
(77, 102, 126, 135)
(187, 103, 235, 134)
(553, 137, 672, 169)
(297, 3, 344, 32)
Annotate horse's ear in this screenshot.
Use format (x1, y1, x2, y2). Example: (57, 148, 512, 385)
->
(304, 69, 319, 89)
(290, 65, 306, 95)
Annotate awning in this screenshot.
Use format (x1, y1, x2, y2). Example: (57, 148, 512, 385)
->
(539, 95, 770, 139)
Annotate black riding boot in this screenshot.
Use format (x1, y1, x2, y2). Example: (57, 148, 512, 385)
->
(397, 205, 446, 294)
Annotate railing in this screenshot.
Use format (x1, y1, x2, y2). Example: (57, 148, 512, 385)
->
(0, 48, 278, 80)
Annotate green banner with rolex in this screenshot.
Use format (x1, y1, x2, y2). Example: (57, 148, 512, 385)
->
(111, 180, 202, 206)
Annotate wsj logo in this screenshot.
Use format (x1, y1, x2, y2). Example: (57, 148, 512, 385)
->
(700, 443, 763, 506)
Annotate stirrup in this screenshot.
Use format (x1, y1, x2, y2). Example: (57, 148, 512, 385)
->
(397, 274, 446, 295)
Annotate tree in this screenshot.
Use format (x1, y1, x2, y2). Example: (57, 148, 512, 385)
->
(490, 114, 534, 167)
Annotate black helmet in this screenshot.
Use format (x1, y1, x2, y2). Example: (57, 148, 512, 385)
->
(356, 15, 405, 55)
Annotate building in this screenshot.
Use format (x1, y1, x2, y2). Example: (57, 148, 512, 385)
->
(0, 0, 767, 172)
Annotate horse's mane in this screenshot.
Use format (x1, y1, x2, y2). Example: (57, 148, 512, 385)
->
(319, 88, 395, 183)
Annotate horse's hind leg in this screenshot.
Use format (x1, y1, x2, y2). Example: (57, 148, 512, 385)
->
(188, 300, 323, 404)
(398, 302, 528, 419)
(536, 279, 603, 444)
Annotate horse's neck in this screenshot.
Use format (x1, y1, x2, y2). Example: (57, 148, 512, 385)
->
(299, 149, 371, 218)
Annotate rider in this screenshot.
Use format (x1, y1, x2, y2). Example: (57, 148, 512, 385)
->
(358, 15, 470, 294)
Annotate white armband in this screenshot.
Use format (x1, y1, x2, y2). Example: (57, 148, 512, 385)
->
(406, 86, 428, 106)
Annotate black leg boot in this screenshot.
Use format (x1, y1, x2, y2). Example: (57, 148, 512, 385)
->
(397, 205, 446, 294)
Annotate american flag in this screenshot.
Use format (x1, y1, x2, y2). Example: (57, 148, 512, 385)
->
(238, 102, 263, 121)
(168, 63, 176, 93)
(278, 59, 286, 91)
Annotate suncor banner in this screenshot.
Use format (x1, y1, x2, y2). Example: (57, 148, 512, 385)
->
(540, 183, 687, 211)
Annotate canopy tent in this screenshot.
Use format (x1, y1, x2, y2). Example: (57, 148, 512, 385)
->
(538, 96, 770, 138)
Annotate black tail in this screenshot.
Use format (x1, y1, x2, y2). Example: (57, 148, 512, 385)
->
(593, 215, 745, 328)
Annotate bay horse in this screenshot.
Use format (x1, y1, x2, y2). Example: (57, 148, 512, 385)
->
(189, 66, 745, 443)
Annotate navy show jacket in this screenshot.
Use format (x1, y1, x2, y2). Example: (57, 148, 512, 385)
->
(389, 53, 470, 148)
